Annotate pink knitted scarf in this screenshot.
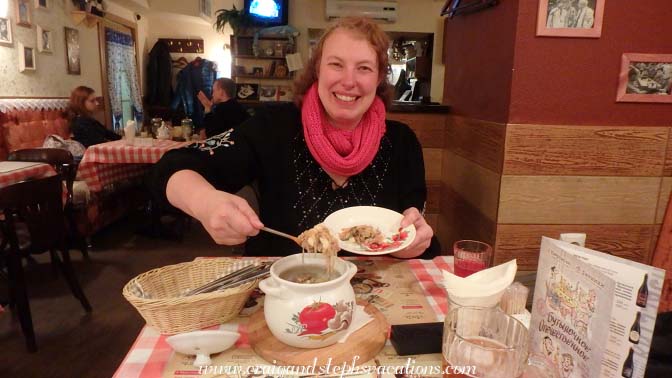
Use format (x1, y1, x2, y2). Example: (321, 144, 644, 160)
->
(301, 83, 386, 177)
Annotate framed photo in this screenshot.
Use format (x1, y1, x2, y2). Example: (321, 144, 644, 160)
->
(16, 0, 33, 27)
(252, 66, 264, 76)
(199, 0, 212, 19)
(37, 25, 52, 53)
(536, 0, 605, 38)
(236, 83, 259, 101)
(0, 17, 13, 46)
(64, 27, 80, 75)
(616, 53, 672, 103)
(18, 42, 36, 72)
(259, 86, 277, 102)
(277, 85, 293, 102)
(34, 0, 48, 9)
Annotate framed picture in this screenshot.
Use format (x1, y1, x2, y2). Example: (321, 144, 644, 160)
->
(236, 83, 259, 101)
(64, 27, 80, 75)
(536, 0, 605, 38)
(18, 42, 36, 72)
(34, 0, 48, 9)
(277, 85, 293, 102)
(37, 25, 52, 53)
(16, 0, 33, 27)
(252, 66, 264, 76)
(259, 86, 277, 102)
(199, 0, 212, 19)
(0, 17, 13, 46)
(616, 53, 672, 103)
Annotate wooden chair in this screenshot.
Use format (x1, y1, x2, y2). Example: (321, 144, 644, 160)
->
(0, 175, 92, 352)
(8, 148, 89, 259)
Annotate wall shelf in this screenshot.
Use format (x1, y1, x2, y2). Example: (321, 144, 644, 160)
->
(235, 55, 288, 60)
(70, 11, 103, 28)
(234, 74, 293, 80)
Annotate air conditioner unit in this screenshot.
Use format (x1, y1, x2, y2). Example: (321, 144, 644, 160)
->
(325, 0, 398, 22)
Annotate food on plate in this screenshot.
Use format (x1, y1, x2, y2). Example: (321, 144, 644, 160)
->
(340, 225, 409, 252)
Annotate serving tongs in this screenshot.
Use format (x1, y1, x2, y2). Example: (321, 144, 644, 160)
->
(184, 262, 272, 296)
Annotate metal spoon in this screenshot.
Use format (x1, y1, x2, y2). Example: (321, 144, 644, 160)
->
(261, 226, 301, 245)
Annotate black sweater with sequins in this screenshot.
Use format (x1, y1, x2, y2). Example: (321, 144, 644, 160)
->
(149, 103, 439, 257)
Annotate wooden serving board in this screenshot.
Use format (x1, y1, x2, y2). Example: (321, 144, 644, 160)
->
(248, 300, 389, 367)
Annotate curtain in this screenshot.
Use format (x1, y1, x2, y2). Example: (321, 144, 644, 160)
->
(105, 28, 143, 131)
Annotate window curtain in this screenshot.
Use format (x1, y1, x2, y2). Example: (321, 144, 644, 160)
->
(105, 28, 143, 130)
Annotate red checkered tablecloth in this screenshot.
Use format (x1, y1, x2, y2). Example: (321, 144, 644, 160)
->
(76, 140, 191, 192)
(113, 256, 454, 378)
(0, 161, 57, 189)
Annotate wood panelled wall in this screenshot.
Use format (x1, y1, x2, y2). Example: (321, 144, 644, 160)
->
(441, 115, 671, 270)
(386, 113, 446, 237)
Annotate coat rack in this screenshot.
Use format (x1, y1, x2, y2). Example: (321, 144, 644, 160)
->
(158, 38, 204, 54)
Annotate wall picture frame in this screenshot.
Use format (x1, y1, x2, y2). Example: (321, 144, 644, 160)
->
(37, 25, 52, 53)
(16, 0, 33, 27)
(199, 0, 212, 20)
(35, 0, 49, 9)
(536, 0, 605, 38)
(18, 42, 36, 72)
(0, 17, 13, 46)
(64, 26, 81, 75)
(616, 53, 672, 103)
(236, 83, 259, 101)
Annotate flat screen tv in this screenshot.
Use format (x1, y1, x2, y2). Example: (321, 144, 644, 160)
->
(244, 0, 289, 27)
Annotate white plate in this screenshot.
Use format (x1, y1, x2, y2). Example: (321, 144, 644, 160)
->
(323, 206, 416, 255)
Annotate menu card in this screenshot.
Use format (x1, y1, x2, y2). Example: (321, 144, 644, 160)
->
(530, 237, 666, 378)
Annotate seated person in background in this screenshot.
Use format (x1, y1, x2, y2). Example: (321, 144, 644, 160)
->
(196, 78, 250, 138)
(68, 86, 121, 148)
(150, 17, 437, 258)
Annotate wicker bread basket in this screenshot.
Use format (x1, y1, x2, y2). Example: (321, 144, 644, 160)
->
(122, 258, 258, 334)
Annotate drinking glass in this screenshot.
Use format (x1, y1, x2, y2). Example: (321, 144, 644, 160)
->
(453, 240, 492, 277)
(442, 307, 528, 378)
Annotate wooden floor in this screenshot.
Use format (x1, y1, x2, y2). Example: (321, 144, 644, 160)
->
(0, 212, 240, 377)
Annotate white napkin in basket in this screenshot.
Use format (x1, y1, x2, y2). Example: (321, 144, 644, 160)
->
(337, 304, 374, 343)
(443, 259, 517, 307)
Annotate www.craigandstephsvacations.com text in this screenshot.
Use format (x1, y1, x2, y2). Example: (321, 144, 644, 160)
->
(198, 356, 476, 377)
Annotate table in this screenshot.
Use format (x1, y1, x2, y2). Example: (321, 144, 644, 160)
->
(76, 139, 190, 193)
(114, 256, 455, 378)
(0, 161, 56, 189)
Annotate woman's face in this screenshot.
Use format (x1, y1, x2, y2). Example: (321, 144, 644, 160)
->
(84, 93, 98, 113)
(317, 29, 380, 130)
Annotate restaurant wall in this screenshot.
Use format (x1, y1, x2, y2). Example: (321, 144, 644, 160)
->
(0, 0, 102, 97)
(0, 0, 141, 98)
(440, 1, 672, 270)
(510, 0, 672, 126)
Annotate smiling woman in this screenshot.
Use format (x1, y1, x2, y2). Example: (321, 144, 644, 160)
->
(150, 16, 440, 259)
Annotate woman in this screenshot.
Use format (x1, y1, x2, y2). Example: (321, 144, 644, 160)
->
(68, 86, 121, 148)
(150, 17, 437, 258)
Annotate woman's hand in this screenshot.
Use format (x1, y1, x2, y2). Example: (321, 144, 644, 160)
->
(166, 170, 263, 245)
(191, 190, 264, 245)
(391, 207, 433, 259)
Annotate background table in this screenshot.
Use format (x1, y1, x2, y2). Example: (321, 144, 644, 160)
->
(0, 161, 56, 189)
(76, 139, 190, 193)
(113, 256, 454, 378)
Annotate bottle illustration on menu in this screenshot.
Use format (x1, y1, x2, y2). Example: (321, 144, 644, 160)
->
(629, 312, 641, 344)
(636, 274, 648, 308)
(622, 348, 635, 378)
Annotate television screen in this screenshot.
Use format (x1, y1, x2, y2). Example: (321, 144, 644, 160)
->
(244, 0, 289, 27)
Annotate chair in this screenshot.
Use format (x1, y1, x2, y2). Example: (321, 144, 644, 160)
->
(0, 175, 92, 352)
(8, 148, 89, 259)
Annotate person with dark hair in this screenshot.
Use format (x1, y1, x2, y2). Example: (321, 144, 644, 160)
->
(68, 86, 121, 148)
(150, 17, 437, 258)
(196, 78, 250, 138)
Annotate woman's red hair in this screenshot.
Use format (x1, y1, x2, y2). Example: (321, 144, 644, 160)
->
(68, 86, 95, 120)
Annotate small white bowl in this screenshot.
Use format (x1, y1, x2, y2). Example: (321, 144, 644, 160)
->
(166, 330, 239, 367)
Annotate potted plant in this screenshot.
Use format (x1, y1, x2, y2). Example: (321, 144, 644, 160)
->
(214, 5, 251, 35)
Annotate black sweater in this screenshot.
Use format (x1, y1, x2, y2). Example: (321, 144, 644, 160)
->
(70, 116, 121, 148)
(202, 99, 250, 137)
(150, 103, 438, 257)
